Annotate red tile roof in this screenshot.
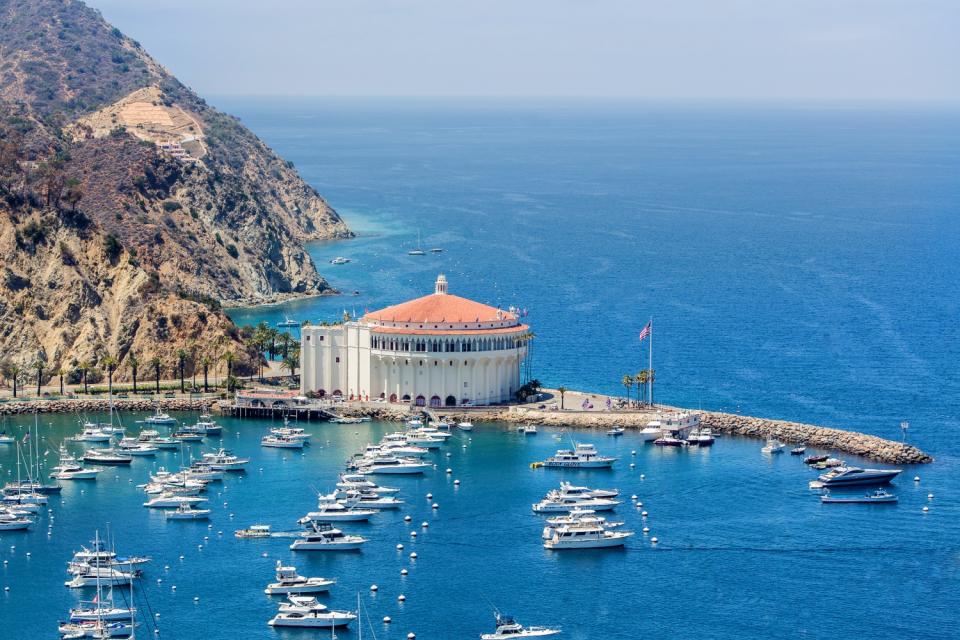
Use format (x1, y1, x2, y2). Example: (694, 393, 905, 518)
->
(372, 324, 529, 336)
(363, 293, 518, 325)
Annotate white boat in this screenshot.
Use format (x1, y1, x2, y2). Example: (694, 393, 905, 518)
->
(71, 426, 113, 443)
(277, 315, 300, 328)
(0, 511, 32, 530)
(539, 442, 616, 469)
(270, 423, 310, 441)
(336, 474, 399, 494)
(70, 602, 136, 622)
(542, 509, 624, 538)
(606, 426, 625, 436)
(58, 620, 134, 637)
(761, 438, 786, 454)
(267, 597, 357, 628)
(481, 612, 560, 639)
(816, 466, 902, 487)
(329, 256, 351, 265)
(50, 447, 100, 480)
(457, 421, 474, 431)
(195, 414, 223, 435)
(235, 524, 272, 539)
(264, 561, 335, 594)
(261, 434, 305, 449)
(144, 407, 177, 426)
(328, 489, 404, 510)
(165, 503, 211, 520)
(638, 420, 663, 442)
(300, 502, 377, 522)
(689, 427, 715, 446)
(0, 433, 15, 444)
(290, 522, 367, 551)
(65, 566, 141, 588)
(117, 438, 158, 456)
(407, 231, 426, 256)
(143, 493, 208, 509)
(555, 481, 619, 499)
(519, 425, 538, 435)
(532, 494, 620, 513)
(201, 448, 249, 471)
(542, 521, 634, 550)
(353, 454, 431, 475)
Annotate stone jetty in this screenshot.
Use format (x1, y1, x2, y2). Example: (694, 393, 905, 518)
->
(0, 397, 214, 415)
(436, 406, 932, 464)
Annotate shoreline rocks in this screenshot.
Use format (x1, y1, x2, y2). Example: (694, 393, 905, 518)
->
(0, 398, 215, 415)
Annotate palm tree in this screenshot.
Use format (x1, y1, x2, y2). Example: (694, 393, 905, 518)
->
(32, 358, 45, 396)
(176, 349, 188, 393)
(9, 363, 22, 398)
(282, 351, 299, 378)
(200, 355, 212, 393)
(56, 367, 66, 395)
(557, 386, 568, 410)
(100, 355, 119, 396)
(621, 374, 633, 407)
(189, 342, 199, 389)
(647, 368, 655, 406)
(150, 356, 162, 393)
(634, 371, 648, 406)
(128, 353, 140, 394)
(223, 352, 236, 390)
(77, 360, 92, 394)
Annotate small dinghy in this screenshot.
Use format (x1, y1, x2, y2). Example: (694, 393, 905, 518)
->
(821, 489, 898, 504)
(790, 445, 807, 455)
(606, 427, 625, 436)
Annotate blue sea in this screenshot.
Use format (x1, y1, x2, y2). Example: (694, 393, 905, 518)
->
(3, 101, 959, 639)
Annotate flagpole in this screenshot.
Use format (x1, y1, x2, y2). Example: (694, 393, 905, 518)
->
(648, 317, 653, 406)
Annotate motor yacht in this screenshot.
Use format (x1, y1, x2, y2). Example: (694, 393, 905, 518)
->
(352, 454, 431, 475)
(290, 522, 367, 551)
(555, 481, 619, 499)
(299, 501, 377, 522)
(761, 438, 786, 454)
(65, 565, 141, 588)
(116, 438, 158, 456)
(816, 466, 902, 487)
(480, 612, 560, 639)
(532, 494, 620, 513)
(539, 443, 616, 468)
(143, 493, 208, 509)
(81, 449, 133, 465)
(542, 521, 634, 550)
(327, 489, 404, 510)
(267, 599, 357, 628)
(0, 432, 14, 444)
(165, 503, 211, 520)
(46, 447, 97, 481)
(201, 449, 250, 471)
(606, 427, 625, 436)
(519, 425, 538, 435)
(171, 429, 204, 442)
(329, 256, 351, 265)
(68, 539, 151, 570)
(686, 428, 715, 446)
(542, 509, 625, 538)
(144, 408, 177, 426)
(270, 425, 310, 441)
(195, 414, 223, 435)
(790, 445, 807, 455)
(261, 434, 305, 449)
(0, 510, 32, 530)
(264, 561, 335, 594)
(71, 426, 113, 443)
(638, 420, 664, 442)
(457, 421, 474, 431)
(336, 473, 400, 494)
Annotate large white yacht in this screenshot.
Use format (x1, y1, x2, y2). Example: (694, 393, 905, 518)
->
(336, 473, 400, 494)
(555, 481, 619, 499)
(817, 466, 902, 487)
(328, 489, 404, 510)
(542, 509, 624, 539)
(201, 449, 250, 471)
(532, 494, 620, 513)
(480, 612, 560, 639)
(261, 434, 305, 449)
(264, 561, 335, 594)
(638, 420, 664, 442)
(290, 522, 367, 551)
(299, 501, 377, 522)
(267, 597, 357, 628)
(542, 521, 634, 550)
(50, 447, 100, 480)
(352, 454, 431, 475)
(143, 493, 208, 509)
(70, 425, 113, 443)
(144, 407, 177, 426)
(539, 443, 616, 469)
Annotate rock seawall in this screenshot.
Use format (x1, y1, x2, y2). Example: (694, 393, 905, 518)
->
(0, 398, 215, 415)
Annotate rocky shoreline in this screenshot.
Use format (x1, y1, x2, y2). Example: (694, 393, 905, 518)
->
(0, 398, 931, 464)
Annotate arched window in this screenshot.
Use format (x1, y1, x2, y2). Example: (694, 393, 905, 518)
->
(429, 395, 441, 407)
(415, 395, 426, 407)
(317, 389, 326, 398)
(389, 393, 397, 402)
(401, 394, 411, 402)
(445, 395, 457, 407)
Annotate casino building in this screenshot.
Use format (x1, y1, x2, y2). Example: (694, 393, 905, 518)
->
(300, 275, 530, 406)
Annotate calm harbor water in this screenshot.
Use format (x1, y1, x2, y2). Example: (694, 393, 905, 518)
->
(0, 412, 956, 639)
(4, 101, 959, 638)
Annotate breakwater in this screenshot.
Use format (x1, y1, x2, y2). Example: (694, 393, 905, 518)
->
(0, 397, 215, 415)
(434, 407, 932, 465)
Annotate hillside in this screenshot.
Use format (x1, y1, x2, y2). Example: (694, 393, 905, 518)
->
(0, 0, 351, 382)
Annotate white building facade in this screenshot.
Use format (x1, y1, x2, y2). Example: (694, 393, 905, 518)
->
(300, 275, 529, 407)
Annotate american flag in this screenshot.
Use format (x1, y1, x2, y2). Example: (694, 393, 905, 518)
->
(638, 321, 652, 342)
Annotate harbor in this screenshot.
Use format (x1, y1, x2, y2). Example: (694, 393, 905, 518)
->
(0, 408, 952, 639)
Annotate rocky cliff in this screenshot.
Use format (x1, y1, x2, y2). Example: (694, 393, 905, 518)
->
(0, 0, 351, 380)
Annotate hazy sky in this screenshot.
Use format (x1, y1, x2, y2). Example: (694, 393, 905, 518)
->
(88, 0, 959, 101)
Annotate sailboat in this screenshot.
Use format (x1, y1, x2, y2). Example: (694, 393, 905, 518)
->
(407, 230, 426, 256)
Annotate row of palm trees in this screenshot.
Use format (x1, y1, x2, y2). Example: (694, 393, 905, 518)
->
(621, 369, 655, 407)
(241, 322, 299, 381)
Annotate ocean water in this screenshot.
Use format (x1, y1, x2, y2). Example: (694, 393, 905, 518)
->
(0, 413, 957, 640)
(3, 101, 959, 639)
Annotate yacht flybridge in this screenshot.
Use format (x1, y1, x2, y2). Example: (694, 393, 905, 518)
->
(290, 522, 367, 551)
(816, 466, 902, 487)
(542, 520, 634, 550)
(267, 596, 357, 628)
(264, 560, 335, 594)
